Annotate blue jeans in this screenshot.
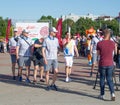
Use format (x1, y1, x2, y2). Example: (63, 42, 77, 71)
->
(118, 55, 120, 68)
(99, 66, 114, 95)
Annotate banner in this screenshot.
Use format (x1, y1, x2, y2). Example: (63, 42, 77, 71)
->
(56, 18, 63, 48)
(16, 22, 49, 41)
(6, 19, 11, 42)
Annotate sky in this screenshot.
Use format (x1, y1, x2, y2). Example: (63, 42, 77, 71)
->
(0, 0, 120, 21)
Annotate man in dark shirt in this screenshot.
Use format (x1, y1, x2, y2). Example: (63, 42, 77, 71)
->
(33, 37, 45, 83)
(97, 29, 117, 101)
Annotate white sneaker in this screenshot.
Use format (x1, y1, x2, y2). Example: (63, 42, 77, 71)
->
(111, 93, 115, 101)
(99, 95, 105, 100)
(65, 77, 69, 82)
(69, 78, 72, 82)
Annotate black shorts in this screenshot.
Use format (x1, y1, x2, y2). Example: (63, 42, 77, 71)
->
(33, 58, 44, 66)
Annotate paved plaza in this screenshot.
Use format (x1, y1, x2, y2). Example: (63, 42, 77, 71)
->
(0, 53, 120, 105)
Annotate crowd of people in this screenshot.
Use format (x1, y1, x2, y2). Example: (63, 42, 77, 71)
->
(7, 26, 120, 101)
(0, 38, 8, 53)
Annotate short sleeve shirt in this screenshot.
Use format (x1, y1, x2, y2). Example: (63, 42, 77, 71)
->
(63, 39, 75, 57)
(17, 36, 32, 57)
(9, 36, 20, 55)
(9, 37, 17, 47)
(33, 39, 43, 59)
(97, 40, 115, 66)
(43, 36, 59, 60)
(91, 36, 100, 53)
(9, 36, 20, 46)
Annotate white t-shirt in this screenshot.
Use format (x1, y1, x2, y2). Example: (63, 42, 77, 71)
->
(63, 39, 75, 56)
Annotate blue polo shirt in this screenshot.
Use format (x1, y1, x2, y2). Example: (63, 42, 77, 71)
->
(43, 35, 59, 60)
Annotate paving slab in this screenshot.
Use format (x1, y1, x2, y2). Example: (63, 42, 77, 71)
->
(0, 53, 120, 105)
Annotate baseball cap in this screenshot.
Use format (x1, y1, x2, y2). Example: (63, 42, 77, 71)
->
(50, 27, 58, 33)
(14, 28, 18, 32)
(22, 29, 29, 33)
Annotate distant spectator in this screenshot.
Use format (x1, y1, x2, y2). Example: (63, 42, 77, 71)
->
(80, 35, 87, 56)
(90, 32, 102, 77)
(9, 28, 19, 80)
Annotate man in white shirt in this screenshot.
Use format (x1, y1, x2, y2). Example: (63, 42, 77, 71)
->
(63, 32, 79, 82)
(42, 27, 59, 91)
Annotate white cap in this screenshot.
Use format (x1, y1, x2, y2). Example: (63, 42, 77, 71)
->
(50, 27, 58, 33)
(14, 28, 18, 32)
(22, 29, 29, 33)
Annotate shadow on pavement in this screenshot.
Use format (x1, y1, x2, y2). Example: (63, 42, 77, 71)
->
(0, 73, 119, 101)
(57, 86, 100, 100)
(0, 74, 46, 90)
(58, 72, 95, 86)
(0, 74, 100, 100)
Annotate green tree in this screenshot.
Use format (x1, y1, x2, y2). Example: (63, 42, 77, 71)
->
(62, 19, 76, 37)
(95, 19, 119, 36)
(104, 19, 119, 35)
(76, 18, 95, 35)
(37, 15, 120, 37)
(37, 15, 57, 27)
(0, 17, 8, 38)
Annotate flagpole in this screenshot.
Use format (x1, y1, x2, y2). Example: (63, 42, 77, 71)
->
(65, 16, 67, 31)
(68, 26, 71, 35)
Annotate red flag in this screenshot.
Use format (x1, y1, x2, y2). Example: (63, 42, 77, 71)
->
(6, 19, 11, 42)
(56, 18, 63, 48)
